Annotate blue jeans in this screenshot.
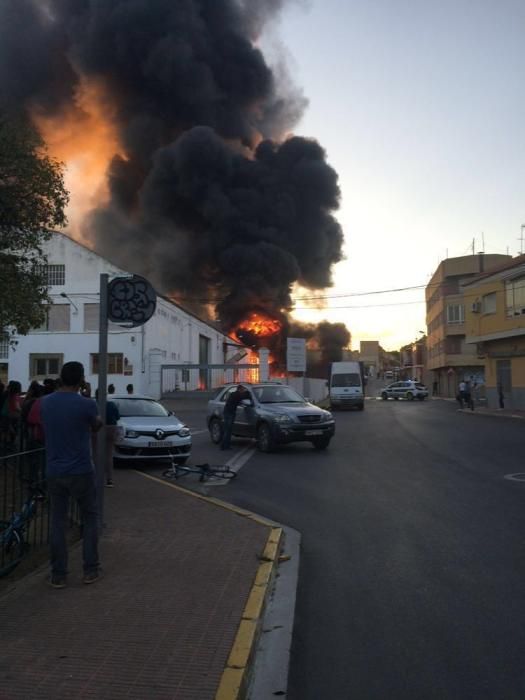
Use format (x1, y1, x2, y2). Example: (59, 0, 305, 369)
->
(48, 472, 99, 577)
(221, 412, 235, 449)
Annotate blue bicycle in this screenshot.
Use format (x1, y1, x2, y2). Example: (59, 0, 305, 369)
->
(0, 481, 46, 577)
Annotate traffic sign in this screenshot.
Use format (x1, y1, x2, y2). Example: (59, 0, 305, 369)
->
(286, 337, 306, 373)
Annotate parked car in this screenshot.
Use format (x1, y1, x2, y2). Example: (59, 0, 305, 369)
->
(207, 383, 336, 452)
(110, 395, 191, 464)
(380, 381, 429, 401)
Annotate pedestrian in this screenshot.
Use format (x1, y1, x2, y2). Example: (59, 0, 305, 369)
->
(1, 380, 22, 448)
(457, 379, 466, 408)
(126, 383, 134, 395)
(108, 384, 115, 395)
(221, 384, 250, 451)
(104, 392, 120, 487)
(40, 361, 102, 588)
(498, 384, 505, 409)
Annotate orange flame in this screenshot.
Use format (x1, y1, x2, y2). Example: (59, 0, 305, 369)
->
(32, 76, 124, 243)
(236, 312, 282, 337)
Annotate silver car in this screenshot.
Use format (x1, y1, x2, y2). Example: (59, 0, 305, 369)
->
(110, 395, 191, 464)
(207, 382, 336, 452)
(380, 381, 428, 401)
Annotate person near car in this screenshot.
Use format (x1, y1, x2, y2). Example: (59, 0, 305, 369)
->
(457, 380, 466, 408)
(104, 384, 120, 487)
(221, 384, 250, 450)
(40, 361, 102, 588)
(126, 384, 134, 395)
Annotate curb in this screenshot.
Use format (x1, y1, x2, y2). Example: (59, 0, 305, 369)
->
(135, 471, 284, 700)
(457, 408, 525, 420)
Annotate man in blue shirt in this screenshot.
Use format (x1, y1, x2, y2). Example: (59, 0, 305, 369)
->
(41, 361, 102, 588)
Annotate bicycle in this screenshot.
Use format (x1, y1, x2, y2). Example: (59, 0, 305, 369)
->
(162, 461, 237, 483)
(0, 480, 47, 577)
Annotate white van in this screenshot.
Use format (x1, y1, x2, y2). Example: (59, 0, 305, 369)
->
(329, 361, 365, 410)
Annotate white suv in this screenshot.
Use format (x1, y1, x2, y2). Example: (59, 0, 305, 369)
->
(380, 381, 428, 401)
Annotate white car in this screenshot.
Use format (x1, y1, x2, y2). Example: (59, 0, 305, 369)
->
(380, 381, 428, 401)
(110, 395, 191, 464)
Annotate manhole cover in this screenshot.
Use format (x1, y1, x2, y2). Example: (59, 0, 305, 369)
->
(504, 473, 525, 482)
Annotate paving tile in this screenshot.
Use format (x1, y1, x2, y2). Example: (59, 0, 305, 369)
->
(0, 470, 269, 699)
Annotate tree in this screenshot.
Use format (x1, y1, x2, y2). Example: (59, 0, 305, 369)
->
(0, 114, 69, 340)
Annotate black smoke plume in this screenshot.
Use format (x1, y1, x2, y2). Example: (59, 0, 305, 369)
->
(0, 0, 347, 345)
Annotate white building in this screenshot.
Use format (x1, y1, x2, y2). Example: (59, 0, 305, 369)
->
(5, 232, 244, 398)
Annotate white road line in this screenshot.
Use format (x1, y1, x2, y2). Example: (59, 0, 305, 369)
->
(226, 444, 256, 472)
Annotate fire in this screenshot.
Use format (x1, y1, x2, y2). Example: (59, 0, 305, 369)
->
(236, 312, 282, 338)
(32, 76, 124, 243)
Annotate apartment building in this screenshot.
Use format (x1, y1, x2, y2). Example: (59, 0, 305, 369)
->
(426, 253, 510, 397)
(463, 255, 525, 409)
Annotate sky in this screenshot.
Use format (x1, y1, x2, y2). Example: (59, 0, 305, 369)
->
(262, 0, 525, 350)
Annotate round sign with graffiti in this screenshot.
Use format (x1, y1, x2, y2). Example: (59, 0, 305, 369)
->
(107, 275, 157, 327)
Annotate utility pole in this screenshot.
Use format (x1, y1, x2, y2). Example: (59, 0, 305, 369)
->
(96, 274, 109, 533)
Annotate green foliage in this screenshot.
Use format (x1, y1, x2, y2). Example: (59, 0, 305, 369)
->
(0, 114, 69, 340)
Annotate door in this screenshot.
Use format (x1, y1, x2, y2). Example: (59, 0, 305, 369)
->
(496, 359, 512, 409)
(198, 335, 210, 390)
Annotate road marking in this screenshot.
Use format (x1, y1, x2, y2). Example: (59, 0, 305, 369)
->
(504, 473, 525, 482)
(226, 444, 256, 472)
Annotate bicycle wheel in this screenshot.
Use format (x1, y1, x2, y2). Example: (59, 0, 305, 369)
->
(0, 522, 24, 577)
(201, 468, 237, 482)
(162, 465, 187, 480)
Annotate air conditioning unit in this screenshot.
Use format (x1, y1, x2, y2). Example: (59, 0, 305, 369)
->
(471, 302, 481, 313)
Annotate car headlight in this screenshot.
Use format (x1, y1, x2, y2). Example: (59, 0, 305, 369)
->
(178, 427, 191, 437)
(274, 414, 293, 424)
(321, 410, 333, 421)
(125, 429, 139, 438)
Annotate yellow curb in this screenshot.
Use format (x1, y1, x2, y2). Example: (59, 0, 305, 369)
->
(135, 470, 284, 700)
(225, 619, 258, 668)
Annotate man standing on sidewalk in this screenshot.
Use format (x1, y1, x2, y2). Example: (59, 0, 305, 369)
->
(41, 361, 103, 588)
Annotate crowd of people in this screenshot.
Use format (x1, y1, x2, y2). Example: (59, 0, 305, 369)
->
(0, 377, 59, 451)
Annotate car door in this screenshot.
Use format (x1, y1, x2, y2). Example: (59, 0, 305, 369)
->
(392, 382, 406, 399)
(234, 389, 256, 437)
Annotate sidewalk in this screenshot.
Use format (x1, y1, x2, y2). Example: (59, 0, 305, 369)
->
(0, 470, 280, 700)
(457, 405, 525, 420)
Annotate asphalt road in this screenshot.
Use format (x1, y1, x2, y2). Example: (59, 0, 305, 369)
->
(176, 394, 525, 700)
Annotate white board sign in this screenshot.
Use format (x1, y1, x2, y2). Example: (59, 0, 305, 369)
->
(286, 337, 306, 373)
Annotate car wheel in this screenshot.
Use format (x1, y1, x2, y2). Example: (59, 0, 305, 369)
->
(312, 437, 331, 450)
(209, 418, 223, 444)
(256, 423, 274, 453)
(406, 392, 414, 401)
(381, 392, 388, 400)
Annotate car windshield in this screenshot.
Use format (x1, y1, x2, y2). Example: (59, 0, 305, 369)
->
(332, 373, 361, 387)
(113, 398, 169, 417)
(253, 386, 305, 404)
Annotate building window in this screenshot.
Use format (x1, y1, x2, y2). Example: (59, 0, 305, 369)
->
(0, 335, 8, 359)
(482, 292, 497, 315)
(30, 353, 63, 378)
(83, 303, 121, 331)
(505, 277, 525, 316)
(446, 304, 464, 324)
(90, 353, 124, 375)
(34, 304, 70, 332)
(38, 264, 66, 286)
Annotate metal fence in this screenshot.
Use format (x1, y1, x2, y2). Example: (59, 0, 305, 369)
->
(161, 363, 261, 398)
(0, 442, 81, 577)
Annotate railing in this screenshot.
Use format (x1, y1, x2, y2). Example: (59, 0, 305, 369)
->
(0, 442, 81, 577)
